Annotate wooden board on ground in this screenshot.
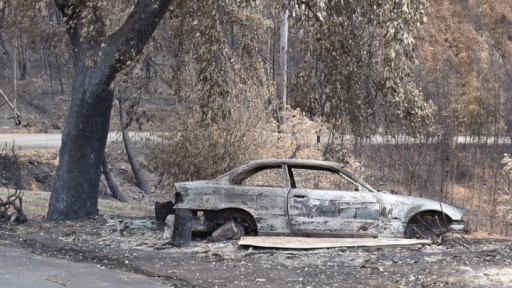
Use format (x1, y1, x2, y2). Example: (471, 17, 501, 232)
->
(239, 236, 431, 249)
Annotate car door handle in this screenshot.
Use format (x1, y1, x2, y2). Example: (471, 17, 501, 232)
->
(293, 195, 307, 199)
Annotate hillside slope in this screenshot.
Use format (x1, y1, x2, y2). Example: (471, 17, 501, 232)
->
(415, 0, 512, 133)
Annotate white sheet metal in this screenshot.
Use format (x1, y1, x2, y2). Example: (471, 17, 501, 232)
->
(239, 236, 431, 249)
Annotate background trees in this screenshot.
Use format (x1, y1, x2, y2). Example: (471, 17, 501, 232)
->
(0, 0, 71, 128)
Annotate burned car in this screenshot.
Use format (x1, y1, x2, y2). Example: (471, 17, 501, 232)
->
(172, 159, 469, 241)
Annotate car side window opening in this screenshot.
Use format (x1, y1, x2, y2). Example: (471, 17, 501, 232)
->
(240, 167, 286, 187)
(290, 167, 357, 191)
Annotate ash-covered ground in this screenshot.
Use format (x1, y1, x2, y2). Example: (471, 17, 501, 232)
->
(1, 216, 510, 287)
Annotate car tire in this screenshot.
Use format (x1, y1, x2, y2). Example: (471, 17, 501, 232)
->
(421, 229, 438, 243)
(230, 222, 246, 240)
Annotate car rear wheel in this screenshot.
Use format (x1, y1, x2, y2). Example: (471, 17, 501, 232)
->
(232, 222, 247, 239)
(421, 229, 438, 243)
(404, 224, 439, 242)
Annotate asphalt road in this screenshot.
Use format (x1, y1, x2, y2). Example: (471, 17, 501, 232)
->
(1, 133, 65, 150)
(0, 133, 125, 151)
(1, 132, 510, 152)
(0, 244, 168, 288)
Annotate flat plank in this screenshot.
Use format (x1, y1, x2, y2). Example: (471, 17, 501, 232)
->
(239, 236, 431, 249)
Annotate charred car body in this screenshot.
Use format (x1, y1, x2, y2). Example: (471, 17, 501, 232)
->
(171, 159, 469, 240)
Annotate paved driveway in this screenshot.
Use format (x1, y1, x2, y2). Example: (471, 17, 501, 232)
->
(0, 244, 168, 288)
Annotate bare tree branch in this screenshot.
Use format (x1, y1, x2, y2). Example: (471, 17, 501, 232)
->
(0, 88, 21, 124)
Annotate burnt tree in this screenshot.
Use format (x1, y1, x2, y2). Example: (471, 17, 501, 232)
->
(101, 153, 127, 202)
(119, 88, 151, 194)
(47, 0, 172, 220)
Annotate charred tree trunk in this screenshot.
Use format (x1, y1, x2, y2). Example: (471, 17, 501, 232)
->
(119, 91, 151, 193)
(102, 154, 127, 202)
(48, 80, 114, 219)
(47, 0, 173, 220)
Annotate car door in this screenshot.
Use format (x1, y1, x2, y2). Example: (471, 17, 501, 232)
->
(233, 164, 291, 235)
(287, 166, 380, 237)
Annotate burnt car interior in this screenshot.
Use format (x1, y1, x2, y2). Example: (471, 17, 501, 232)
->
(288, 166, 358, 191)
(234, 164, 362, 192)
(232, 164, 283, 186)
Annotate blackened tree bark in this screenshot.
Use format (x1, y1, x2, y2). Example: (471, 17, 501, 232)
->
(47, 0, 173, 220)
(119, 90, 151, 194)
(102, 154, 127, 202)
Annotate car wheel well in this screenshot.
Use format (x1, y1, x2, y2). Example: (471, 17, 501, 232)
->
(205, 208, 258, 235)
(404, 210, 453, 239)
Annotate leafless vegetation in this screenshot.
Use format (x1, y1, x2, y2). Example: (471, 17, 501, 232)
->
(0, 143, 27, 223)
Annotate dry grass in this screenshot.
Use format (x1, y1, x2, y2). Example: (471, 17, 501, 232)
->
(0, 189, 153, 220)
(18, 149, 59, 162)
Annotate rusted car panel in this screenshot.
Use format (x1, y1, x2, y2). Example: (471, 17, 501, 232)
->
(172, 159, 469, 239)
(174, 183, 291, 234)
(288, 189, 380, 236)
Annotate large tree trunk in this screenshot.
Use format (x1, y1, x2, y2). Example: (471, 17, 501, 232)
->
(47, 0, 173, 221)
(47, 81, 114, 220)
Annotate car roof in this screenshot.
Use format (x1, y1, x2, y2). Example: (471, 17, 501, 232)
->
(214, 159, 377, 192)
(245, 159, 344, 169)
(226, 159, 346, 180)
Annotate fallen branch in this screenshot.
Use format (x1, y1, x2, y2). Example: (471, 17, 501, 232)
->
(0, 88, 21, 125)
(0, 189, 27, 223)
(43, 278, 67, 287)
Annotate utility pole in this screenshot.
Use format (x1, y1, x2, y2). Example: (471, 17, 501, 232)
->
(277, 8, 288, 128)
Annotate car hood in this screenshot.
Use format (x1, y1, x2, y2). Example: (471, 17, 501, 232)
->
(377, 191, 467, 222)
